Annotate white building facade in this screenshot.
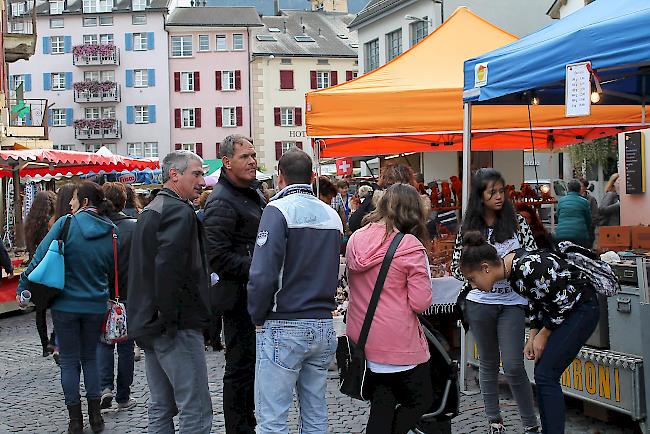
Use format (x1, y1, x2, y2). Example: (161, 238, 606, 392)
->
(8, 0, 172, 158)
(250, 9, 358, 173)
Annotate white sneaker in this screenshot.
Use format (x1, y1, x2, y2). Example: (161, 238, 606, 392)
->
(117, 398, 137, 410)
(134, 345, 142, 362)
(489, 423, 506, 434)
(100, 389, 113, 409)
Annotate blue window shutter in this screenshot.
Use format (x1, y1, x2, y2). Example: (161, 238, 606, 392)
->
(148, 105, 156, 123)
(125, 33, 133, 51)
(48, 109, 53, 126)
(43, 37, 50, 54)
(66, 108, 73, 126)
(125, 70, 133, 87)
(148, 69, 155, 87)
(147, 32, 154, 50)
(43, 73, 51, 91)
(9, 76, 14, 91)
(25, 111, 32, 126)
(24, 74, 32, 92)
(126, 106, 134, 124)
(65, 72, 73, 89)
(64, 36, 72, 53)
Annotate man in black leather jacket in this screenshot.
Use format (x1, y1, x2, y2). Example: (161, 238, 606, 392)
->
(203, 135, 264, 434)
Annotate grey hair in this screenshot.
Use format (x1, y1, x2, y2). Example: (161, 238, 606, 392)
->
(220, 134, 253, 158)
(162, 150, 203, 183)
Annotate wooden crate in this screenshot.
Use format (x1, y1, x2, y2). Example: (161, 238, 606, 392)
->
(598, 226, 631, 251)
(631, 226, 650, 249)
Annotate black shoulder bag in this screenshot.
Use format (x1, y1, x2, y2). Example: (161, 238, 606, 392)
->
(339, 232, 404, 401)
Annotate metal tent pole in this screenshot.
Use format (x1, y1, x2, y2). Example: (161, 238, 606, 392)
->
(12, 164, 25, 249)
(459, 102, 472, 393)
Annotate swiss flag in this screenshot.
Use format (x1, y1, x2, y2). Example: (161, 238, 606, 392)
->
(336, 158, 353, 176)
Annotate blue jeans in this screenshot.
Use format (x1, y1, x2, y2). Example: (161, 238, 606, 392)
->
(255, 319, 338, 434)
(51, 310, 105, 406)
(534, 293, 600, 434)
(140, 329, 212, 434)
(97, 338, 135, 403)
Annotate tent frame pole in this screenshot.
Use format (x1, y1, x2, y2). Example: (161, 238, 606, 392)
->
(12, 164, 25, 249)
(460, 101, 472, 393)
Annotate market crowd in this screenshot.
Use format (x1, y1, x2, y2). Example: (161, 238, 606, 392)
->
(16, 134, 620, 434)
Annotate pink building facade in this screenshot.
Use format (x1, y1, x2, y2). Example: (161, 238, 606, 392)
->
(166, 7, 262, 160)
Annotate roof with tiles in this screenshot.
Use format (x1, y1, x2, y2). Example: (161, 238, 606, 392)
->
(251, 10, 358, 57)
(166, 6, 263, 27)
(31, 0, 168, 16)
(348, 0, 407, 28)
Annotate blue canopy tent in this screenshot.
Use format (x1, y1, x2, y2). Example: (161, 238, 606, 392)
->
(463, 0, 650, 105)
(460, 1, 650, 423)
(459, 0, 650, 211)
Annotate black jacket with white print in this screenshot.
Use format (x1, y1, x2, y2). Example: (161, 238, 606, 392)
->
(451, 214, 538, 285)
(509, 248, 586, 330)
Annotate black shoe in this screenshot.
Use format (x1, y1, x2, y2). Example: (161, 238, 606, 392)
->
(66, 404, 83, 434)
(100, 389, 113, 409)
(53, 351, 60, 365)
(42, 347, 50, 357)
(88, 398, 105, 433)
(213, 341, 224, 352)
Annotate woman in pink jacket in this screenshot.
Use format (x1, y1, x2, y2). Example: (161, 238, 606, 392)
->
(346, 183, 433, 434)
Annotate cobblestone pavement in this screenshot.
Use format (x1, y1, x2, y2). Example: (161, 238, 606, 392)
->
(0, 310, 640, 433)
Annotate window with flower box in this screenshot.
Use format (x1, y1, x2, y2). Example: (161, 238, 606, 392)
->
(100, 34, 113, 45)
(83, 35, 99, 45)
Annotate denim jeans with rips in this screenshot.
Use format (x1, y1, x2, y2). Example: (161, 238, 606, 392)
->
(255, 319, 338, 434)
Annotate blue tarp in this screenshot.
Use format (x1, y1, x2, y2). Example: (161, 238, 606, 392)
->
(463, 0, 650, 104)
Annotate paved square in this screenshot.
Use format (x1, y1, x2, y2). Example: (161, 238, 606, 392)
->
(0, 310, 638, 433)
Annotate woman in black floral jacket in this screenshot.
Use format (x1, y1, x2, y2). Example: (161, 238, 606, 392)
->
(459, 231, 600, 434)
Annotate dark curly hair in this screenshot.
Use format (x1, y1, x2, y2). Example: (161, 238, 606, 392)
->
(24, 191, 56, 257)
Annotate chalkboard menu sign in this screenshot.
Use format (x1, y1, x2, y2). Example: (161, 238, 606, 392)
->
(625, 132, 645, 194)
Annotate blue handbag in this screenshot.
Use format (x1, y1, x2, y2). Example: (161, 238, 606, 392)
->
(27, 216, 72, 306)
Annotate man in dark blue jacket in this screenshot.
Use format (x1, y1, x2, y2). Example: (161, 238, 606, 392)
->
(248, 149, 343, 433)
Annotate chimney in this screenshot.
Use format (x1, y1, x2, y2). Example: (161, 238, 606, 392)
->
(310, 0, 347, 13)
(274, 0, 280, 15)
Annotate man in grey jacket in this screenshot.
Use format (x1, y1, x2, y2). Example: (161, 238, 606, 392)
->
(247, 149, 342, 434)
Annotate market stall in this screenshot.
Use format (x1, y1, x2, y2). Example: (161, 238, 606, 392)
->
(462, 0, 650, 426)
(305, 7, 645, 159)
(0, 149, 158, 314)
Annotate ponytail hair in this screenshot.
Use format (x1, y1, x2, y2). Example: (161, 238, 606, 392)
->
(74, 181, 113, 216)
(459, 230, 501, 272)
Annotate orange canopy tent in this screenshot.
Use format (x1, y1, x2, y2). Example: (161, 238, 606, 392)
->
(305, 7, 645, 158)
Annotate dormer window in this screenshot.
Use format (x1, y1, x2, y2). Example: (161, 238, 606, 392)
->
(50, 0, 65, 15)
(132, 0, 147, 11)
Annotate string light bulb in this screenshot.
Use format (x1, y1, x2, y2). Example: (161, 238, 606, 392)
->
(590, 90, 601, 103)
(531, 95, 540, 105)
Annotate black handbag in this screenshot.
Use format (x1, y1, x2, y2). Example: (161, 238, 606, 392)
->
(339, 232, 404, 401)
(29, 216, 72, 309)
(210, 279, 241, 312)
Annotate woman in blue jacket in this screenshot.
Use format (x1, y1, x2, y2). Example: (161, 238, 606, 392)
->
(555, 180, 592, 248)
(18, 181, 116, 434)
